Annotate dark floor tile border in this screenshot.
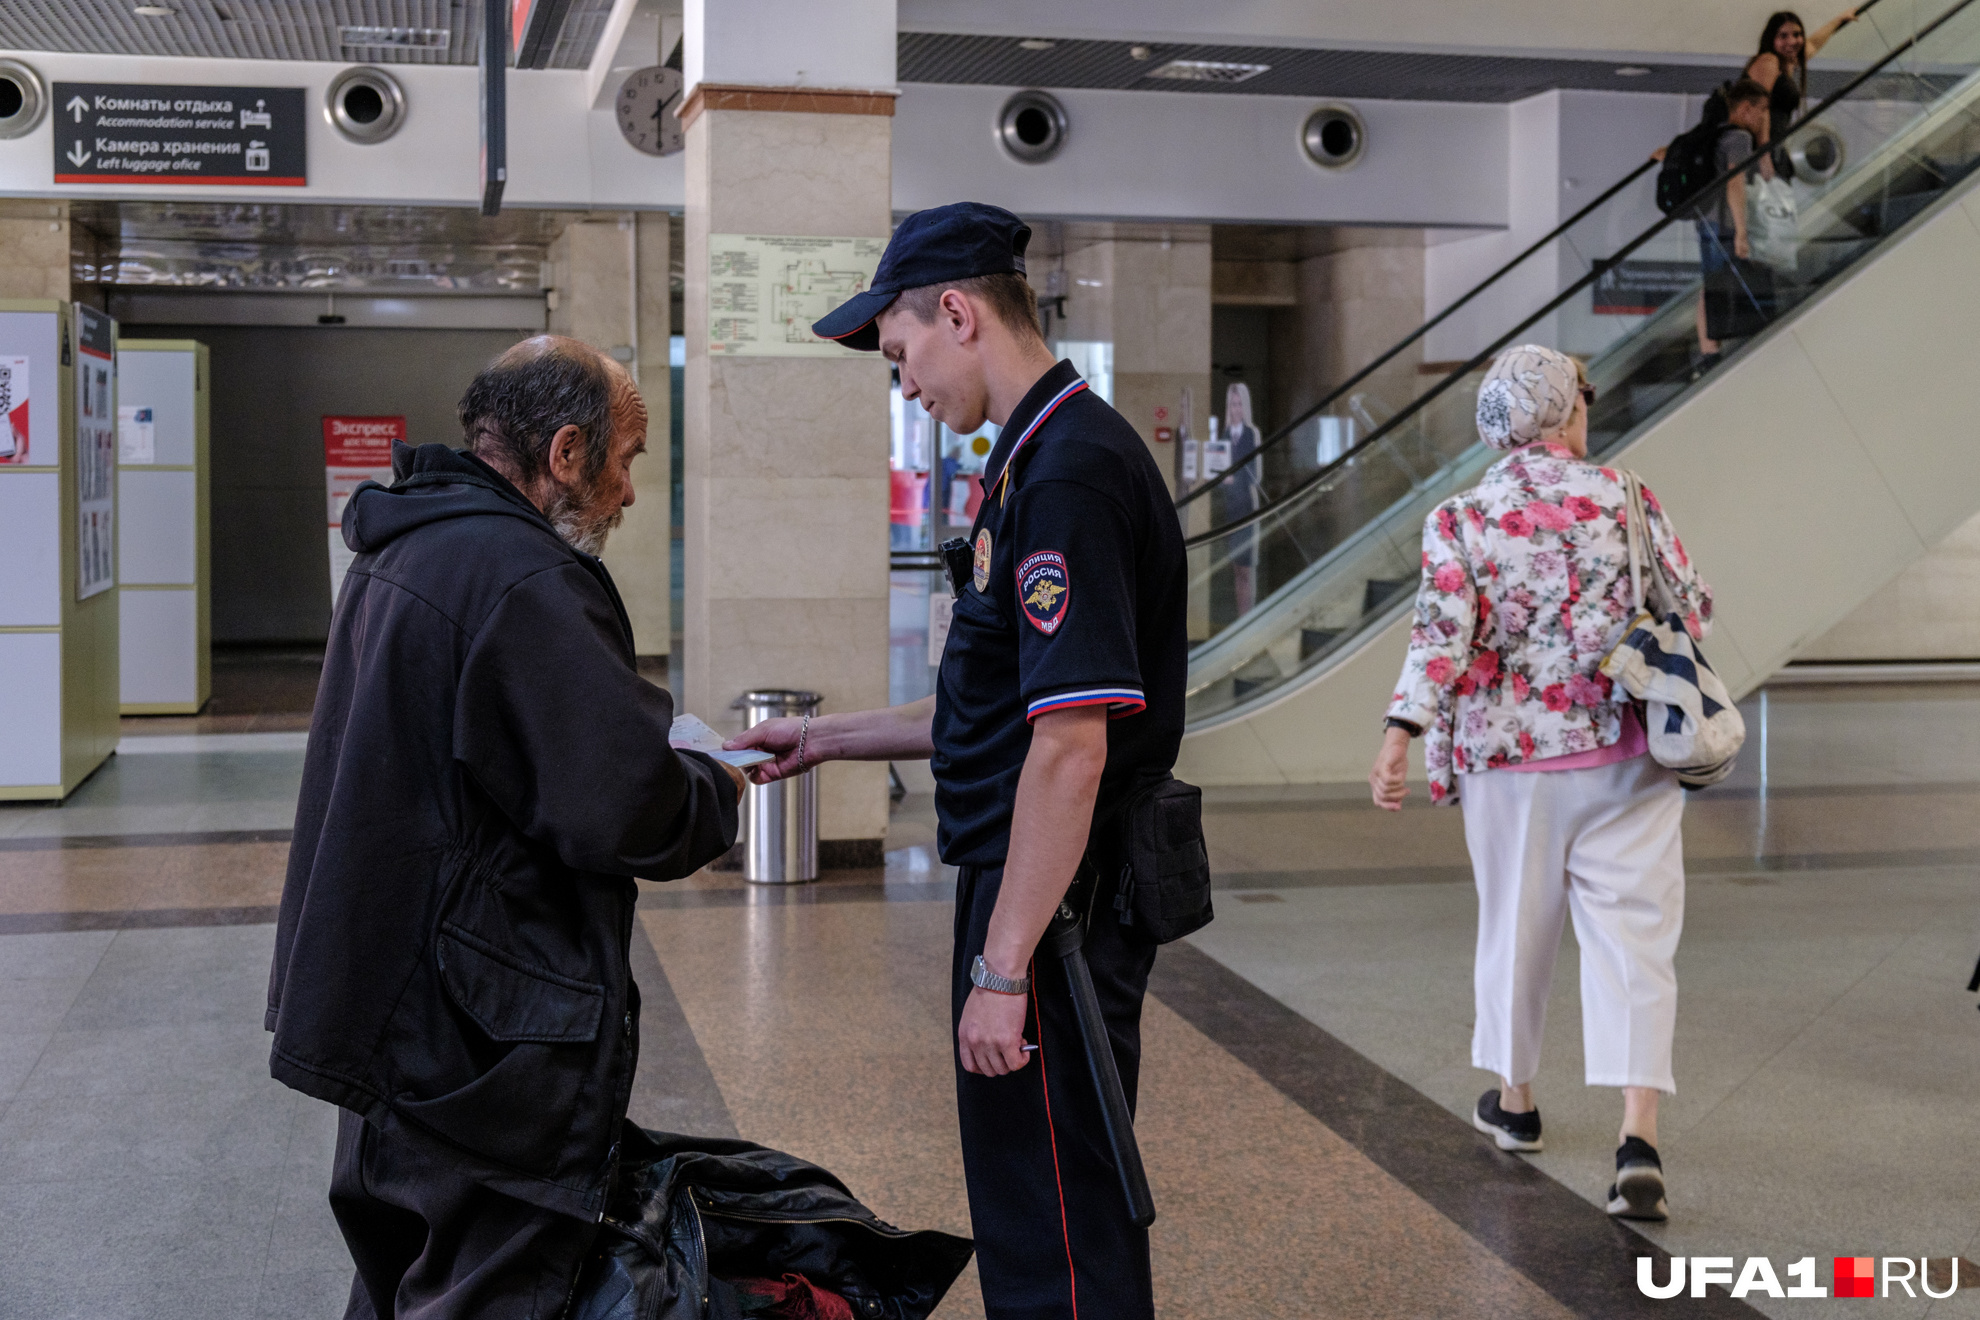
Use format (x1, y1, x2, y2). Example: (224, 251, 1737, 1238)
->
(1148, 942, 1759, 1319)
(0, 828, 294, 853)
(0, 904, 280, 934)
(627, 912, 738, 1139)
(1688, 845, 1980, 874)
(638, 880, 956, 909)
(1217, 865, 1474, 890)
(1217, 844, 1980, 892)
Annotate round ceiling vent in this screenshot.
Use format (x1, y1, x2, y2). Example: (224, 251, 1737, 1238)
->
(326, 67, 407, 144)
(1302, 103, 1366, 171)
(1789, 124, 1846, 184)
(0, 59, 48, 141)
(998, 89, 1068, 164)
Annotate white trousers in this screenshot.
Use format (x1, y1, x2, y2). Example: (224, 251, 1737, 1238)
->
(1458, 755, 1685, 1093)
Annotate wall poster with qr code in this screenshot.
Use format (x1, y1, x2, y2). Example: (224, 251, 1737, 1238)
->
(0, 355, 29, 462)
(75, 307, 117, 601)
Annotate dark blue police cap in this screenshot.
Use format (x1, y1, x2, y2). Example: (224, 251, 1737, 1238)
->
(811, 202, 1031, 352)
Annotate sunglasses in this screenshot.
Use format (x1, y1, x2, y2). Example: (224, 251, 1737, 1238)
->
(1578, 383, 1597, 407)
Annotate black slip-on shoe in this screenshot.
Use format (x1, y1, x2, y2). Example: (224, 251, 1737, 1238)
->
(1471, 1089, 1544, 1152)
(1606, 1136, 1669, 1220)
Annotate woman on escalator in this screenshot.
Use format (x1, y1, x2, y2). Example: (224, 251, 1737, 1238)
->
(1746, 8, 1859, 177)
(1367, 345, 1714, 1223)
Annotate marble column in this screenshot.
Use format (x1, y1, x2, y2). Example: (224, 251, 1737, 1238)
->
(681, 0, 896, 862)
(1055, 224, 1213, 497)
(546, 212, 673, 656)
(0, 199, 85, 302)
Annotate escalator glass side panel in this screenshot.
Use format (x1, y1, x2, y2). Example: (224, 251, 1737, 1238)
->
(1186, 0, 1980, 728)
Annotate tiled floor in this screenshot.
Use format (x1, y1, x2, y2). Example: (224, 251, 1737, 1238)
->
(3, 676, 1980, 1316)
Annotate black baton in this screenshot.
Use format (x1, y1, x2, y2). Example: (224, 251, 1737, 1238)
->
(1042, 900, 1157, 1229)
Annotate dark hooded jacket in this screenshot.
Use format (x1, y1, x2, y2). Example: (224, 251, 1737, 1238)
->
(266, 441, 738, 1221)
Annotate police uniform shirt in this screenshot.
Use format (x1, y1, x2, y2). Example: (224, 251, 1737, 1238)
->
(932, 359, 1188, 867)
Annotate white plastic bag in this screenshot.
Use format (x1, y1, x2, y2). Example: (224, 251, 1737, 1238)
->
(1747, 175, 1799, 274)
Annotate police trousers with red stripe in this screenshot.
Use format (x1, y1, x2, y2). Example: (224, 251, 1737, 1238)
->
(953, 863, 1158, 1320)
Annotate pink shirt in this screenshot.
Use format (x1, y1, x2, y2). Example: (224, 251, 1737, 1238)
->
(1502, 703, 1646, 773)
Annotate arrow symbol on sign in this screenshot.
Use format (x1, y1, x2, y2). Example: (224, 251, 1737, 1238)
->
(66, 95, 87, 123)
(66, 142, 90, 167)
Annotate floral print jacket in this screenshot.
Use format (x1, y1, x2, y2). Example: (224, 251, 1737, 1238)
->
(1387, 442, 1713, 803)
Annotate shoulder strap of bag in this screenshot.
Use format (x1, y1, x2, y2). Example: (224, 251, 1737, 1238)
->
(1623, 470, 1682, 618)
(1622, 471, 1647, 613)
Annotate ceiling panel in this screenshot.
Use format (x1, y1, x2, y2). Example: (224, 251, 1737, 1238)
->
(0, 0, 615, 69)
(899, 32, 1746, 103)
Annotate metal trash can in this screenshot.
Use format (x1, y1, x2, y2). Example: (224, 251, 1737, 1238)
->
(733, 689, 821, 884)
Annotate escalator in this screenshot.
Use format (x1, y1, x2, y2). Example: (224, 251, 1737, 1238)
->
(1174, 0, 1980, 785)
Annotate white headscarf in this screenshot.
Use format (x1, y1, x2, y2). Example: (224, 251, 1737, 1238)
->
(1475, 344, 1579, 450)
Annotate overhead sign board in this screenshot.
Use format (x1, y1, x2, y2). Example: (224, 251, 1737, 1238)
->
(52, 83, 306, 186)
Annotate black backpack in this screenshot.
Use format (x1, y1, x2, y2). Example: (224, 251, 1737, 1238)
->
(1655, 84, 1732, 215)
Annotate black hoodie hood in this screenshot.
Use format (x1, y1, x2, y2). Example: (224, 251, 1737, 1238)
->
(342, 441, 554, 554)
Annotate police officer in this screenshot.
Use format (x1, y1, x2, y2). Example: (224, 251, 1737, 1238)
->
(730, 203, 1186, 1319)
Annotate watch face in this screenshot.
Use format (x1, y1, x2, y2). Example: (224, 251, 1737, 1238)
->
(616, 66, 685, 157)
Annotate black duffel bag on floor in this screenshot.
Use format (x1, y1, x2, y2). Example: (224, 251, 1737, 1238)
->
(570, 1126, 974, 1320)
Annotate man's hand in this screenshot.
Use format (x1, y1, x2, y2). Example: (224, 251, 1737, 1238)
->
(1370, 726, 1411, 811)
(958, 984, 1032, 1076)
(1734, 232, 1751, 260)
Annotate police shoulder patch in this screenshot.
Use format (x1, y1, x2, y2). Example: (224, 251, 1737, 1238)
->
(1017, 550, 1070, 635)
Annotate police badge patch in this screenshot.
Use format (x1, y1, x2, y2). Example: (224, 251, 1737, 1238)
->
(972, 528, 992, 593)
(1017, 550, 1070, 635)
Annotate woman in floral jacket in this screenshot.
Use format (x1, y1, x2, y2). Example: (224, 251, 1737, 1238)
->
(1368, 344, 1712, 1223)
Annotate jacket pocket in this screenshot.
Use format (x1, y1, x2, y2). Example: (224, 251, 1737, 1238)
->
(436, 922, 604, 1044)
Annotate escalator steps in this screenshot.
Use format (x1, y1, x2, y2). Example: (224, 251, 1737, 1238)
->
(1363, 578, 1411, 613)
(1300, 628, 1341, 660)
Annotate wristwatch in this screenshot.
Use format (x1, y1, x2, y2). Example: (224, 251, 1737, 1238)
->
(970, 955, 1030, 995)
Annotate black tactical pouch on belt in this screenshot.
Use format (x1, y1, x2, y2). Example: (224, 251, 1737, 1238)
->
(1105, 776, 1213, 944)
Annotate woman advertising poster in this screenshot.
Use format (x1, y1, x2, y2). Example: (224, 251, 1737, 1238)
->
(1212, 382, 1265, 616)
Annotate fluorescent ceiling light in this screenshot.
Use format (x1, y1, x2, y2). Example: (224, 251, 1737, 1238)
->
(340, 25, 450, 48)
(1615, 65, 1653, 76)
(1018, 39, 1055, 51)
(1145, 58, 1269, 83)
(133, 5, 176, 14)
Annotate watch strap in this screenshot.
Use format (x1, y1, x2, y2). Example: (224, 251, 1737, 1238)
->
(970, 954, 1030, 995)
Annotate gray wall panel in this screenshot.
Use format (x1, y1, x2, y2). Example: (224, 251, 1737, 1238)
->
(121, 324, 531, 644)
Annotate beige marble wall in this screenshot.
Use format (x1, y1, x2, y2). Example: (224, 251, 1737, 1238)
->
(1798, 511, 1980, 661)
(1059, 228, 1212, 494)
(684, 108, 893, 846)
(1273, 234, 1426, 426)
(0, 200, 75, 301)
(547, 214, 672, 654)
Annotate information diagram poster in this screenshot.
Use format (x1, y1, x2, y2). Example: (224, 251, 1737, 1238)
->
(0, 354, 28, 462)
(76, 307, 116, 601)
(707, 235, 884, 357)
(323, 416, 403, 606)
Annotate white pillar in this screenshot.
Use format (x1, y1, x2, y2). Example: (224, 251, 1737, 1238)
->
(682, 0, 897, 863)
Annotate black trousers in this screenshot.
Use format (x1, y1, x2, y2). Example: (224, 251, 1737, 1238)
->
(329, 1109, 599, 1320)
(953, 864, 1158, 1320)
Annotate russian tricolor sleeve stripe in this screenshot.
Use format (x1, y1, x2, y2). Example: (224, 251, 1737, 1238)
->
(1026, 688, 1146, 721)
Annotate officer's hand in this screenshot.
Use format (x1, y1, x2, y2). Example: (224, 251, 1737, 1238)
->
(958, 986, 1032, 1076)
(1370, 726, 1411, 811)
(726, 717, 806, 784)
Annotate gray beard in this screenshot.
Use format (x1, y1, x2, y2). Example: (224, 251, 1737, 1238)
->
(544, 483, 624, 557)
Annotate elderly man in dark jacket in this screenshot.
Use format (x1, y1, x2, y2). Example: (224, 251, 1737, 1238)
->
(266, 336, 742, 1319)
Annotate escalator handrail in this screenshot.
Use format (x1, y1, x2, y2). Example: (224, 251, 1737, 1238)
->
(1182, 0, 1952, 552)
(1174, 156, 1658, 512)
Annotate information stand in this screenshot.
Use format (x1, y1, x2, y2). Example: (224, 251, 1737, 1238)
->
(0, 300, 121, 799)
(117, 340, 210, 714)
